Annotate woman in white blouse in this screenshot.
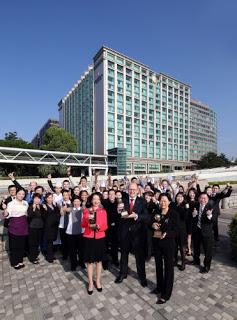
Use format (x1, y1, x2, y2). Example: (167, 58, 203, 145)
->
(3, 189, 28, 269)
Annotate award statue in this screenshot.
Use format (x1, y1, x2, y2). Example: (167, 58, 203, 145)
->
(88, 208, 97, 230)
(153, 213, 162, 238)
(117, 198, 129, 218)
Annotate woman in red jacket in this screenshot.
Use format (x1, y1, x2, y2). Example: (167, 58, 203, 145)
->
(81, 192, 108, 295)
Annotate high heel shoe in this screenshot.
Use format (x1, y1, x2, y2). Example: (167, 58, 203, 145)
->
(96, 283, 102, 292)
(87, 284, 93, 295)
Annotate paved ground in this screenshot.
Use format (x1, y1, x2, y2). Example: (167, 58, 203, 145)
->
(0, 211, 237, 320)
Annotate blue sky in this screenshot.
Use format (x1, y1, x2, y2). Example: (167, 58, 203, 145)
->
(0, 0, 236, 158)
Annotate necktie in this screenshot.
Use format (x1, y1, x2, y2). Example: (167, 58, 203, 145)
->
(130, 198, 134, 213)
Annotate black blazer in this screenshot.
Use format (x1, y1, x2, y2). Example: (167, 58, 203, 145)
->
(42, 204, 60, 241)
(150, 208, 178, 239)
(192, 203, 214, 236)
(119, 196, 149, 240)
(208, 188, 232, 218)
(102, 199, 120, 226)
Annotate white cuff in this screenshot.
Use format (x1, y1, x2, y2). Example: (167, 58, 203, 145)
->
(207, 214, 212, 220)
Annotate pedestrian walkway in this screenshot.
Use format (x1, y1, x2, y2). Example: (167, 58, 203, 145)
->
(0, 231, 237, 320)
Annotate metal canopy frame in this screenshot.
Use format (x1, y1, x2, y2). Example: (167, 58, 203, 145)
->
(0, 147, 117, 176)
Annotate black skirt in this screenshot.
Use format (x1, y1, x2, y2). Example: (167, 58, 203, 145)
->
(83, 237, 106, 263)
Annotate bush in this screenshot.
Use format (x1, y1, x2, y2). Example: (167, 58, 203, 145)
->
(228, 213, 237, 262)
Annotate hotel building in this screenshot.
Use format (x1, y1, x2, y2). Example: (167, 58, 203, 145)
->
(190, 99, 217, 161)
(59, 46, 192, 174)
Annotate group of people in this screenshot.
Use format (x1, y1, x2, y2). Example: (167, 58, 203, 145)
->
(0, 171, 232, 304)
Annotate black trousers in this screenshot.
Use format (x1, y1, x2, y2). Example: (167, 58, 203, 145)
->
(192, 228, 213, 269)
(175, 233, 186, 265)
(59, 228, 68, 259)
(105, 225, 119, 263)
(153, 238, 175, 301)
(67, 234, 84, 270)
(8, 233, 26, 266)
(46, 238, 54, 262)
(213, 219, 219, 241)
(28, 228, 43, 262)
(119, 231, 146, 281)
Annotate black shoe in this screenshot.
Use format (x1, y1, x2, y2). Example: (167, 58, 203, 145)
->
(87, 289, 93, 295)
(200, 266, 209, 273)
(192, 260, 200, 266)
(150, 288, 160, 295)
(156, 298, 166, 304)
(140, 279, 147, 287)
(47, 259, 54, 263)
(178, 264, 185, 271)
(96, 285, 103, 292)
(13, 265, 22, 270)
(102, 262, 108, 270)
(114, 275, 127, 283)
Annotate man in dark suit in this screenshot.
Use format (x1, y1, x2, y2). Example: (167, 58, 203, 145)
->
(192, 192, 215, 273)
(115, 182, 148, 287)
(0, 185, 17, 227)
(208, 184, 232, 241)
(0, 185, 17, 209)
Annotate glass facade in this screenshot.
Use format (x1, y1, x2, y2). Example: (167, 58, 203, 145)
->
(190, 100, 217, 161)
(103, 48, 190, 163)
(58, 67, 94, 154)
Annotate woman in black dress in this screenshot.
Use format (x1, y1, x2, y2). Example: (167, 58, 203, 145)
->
(151, 193, 178, 304)
(186, 188, 199, 256)
(174, 192, 188, 271)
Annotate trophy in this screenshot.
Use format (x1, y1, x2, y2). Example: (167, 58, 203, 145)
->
(153, 213, 162, 238)
(117, 198, 129, 218)
(88, 208, 97, 229)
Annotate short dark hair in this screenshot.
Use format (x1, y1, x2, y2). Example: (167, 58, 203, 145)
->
(159, 193, 172, 202)
(16, 188, 26, 195)
(63, 179, 70, 184)
(199, 192, 208, 197)
(8, 185, 16, 191)
(73, 196, 80, 201)
(32, 193, 42, 200)
(144, 191, 154, 197)
(44, 192, 53, 201)
(80, 176, 87, 181)
(102, 189, 108, 193)
(212, 184, 220, 189)
(91, 192, 102, 202)
(108, 189, 116, 194)
(35, 186, 44, 192)
(62, 190, 70, 195)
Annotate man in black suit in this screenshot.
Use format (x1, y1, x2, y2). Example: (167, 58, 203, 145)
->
(192, 192, 215, 273)
(208, 184, 232, 241)
(115, 182, 148, 287)
(0, 185, 17, 227)
(0, 185, 17, 209)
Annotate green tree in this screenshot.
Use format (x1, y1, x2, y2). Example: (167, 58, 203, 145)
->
(5, 131, 18, 140)
(0, 131, 34, 149)
(41, 127, 77, 152)
(198, 152, 231, 169)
